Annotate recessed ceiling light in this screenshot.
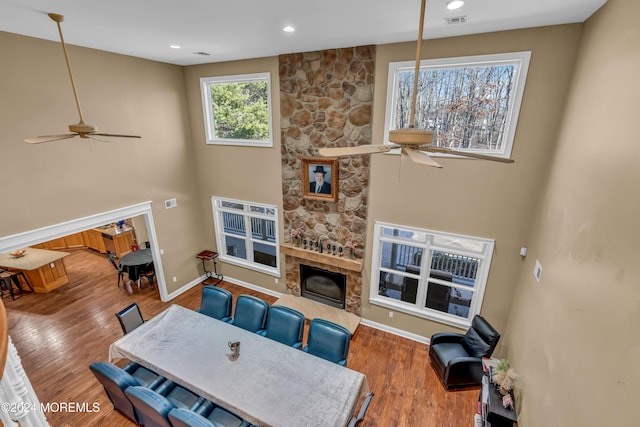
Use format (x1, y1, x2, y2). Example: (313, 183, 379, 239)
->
(282, 26, 295, 33)
(169, 45, 181, 49)
(446, 0, 464, 10)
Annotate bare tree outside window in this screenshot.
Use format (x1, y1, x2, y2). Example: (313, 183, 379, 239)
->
(385, 52, 530, 159)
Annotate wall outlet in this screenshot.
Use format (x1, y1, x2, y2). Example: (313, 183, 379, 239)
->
(533, 260, 542, 282)
(172, 276, 177, 283)
(274, 278, 278, 284)
(160, 249, 164, 255)
(388, 311, 394, 318)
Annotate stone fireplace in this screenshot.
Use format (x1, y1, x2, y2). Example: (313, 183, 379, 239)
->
(279, 46, 375, 316)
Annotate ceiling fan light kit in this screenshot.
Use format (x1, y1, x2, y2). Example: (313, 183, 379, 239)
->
(24, 13, 141, 144)
(318, 0, 513, 168)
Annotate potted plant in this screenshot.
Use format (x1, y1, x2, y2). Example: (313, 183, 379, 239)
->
(492, 359, 521, 395)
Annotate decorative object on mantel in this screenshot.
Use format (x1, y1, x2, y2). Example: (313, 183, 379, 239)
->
(301, 157, 339, 202)
(293, 230, 303, 247)
(316, 0, 514, 168)
(280, 243, 363, 272)
(348, 241, 355, 259)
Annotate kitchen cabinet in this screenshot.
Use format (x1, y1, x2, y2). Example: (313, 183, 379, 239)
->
(112, 230, 135, 258)
(83, 229, 107, 253)
(64, 232, 85, 248)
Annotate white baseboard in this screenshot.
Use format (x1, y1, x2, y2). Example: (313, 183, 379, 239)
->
(359, 318, 431, 345)
(164, 274, 207, 301)
(222, 275, 283, 299)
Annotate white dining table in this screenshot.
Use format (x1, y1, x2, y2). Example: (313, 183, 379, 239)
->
(109, 304, 370, 427)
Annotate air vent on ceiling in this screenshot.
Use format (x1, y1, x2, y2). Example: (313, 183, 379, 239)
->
(445, 15, 467, 25)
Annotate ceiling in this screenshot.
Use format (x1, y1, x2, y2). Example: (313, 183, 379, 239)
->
(0, 0, 607, 66)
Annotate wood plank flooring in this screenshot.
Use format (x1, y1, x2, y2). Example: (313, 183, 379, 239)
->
(3, 248, 478, 426)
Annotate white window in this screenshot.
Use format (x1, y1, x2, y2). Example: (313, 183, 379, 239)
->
(211, 197, 279, 276)
(200, 72, 273, 146)
(384, 51, 530, 160)
(370, 221, 494, 329)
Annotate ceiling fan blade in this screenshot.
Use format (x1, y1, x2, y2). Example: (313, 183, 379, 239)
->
(91, 132, 142, 139)
(24, 134, 77, 144)
(420, 146, 515, 163)
(318, 145, 393, 157)
(403, 147, 443, 168)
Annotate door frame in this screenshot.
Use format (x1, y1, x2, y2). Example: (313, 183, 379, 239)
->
(0, 201, 168, 301)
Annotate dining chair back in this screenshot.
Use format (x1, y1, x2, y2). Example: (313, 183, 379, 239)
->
(154, 380, 203, 411)
(303, 318, 351, 366)
(265, 305, 305, 348)
(125, 386, 178, 427)
(230, 294, 269, 334)
(168, 408, 221, 427)
(89, 362, 146, 423)
(193, 400, 249, 427)
(198, 286, 233, 322)
(107, 252, 126, 288)
(116, 302, 144, 335)
(347, 392, 375, 427)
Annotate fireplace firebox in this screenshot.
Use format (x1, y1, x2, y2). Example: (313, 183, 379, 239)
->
(300, 264, 346, 309)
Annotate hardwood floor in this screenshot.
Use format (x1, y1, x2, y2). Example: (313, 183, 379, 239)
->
(3, 248, 478, 426)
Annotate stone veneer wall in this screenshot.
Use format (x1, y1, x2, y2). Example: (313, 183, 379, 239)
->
(279, 46, 375, 315)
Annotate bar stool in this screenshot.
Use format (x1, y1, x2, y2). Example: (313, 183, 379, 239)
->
(0, 269, 18, 300)
(0, 269, 33, 300)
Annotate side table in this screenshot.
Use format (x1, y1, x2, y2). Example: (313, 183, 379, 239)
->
(196, 250, 223, 285)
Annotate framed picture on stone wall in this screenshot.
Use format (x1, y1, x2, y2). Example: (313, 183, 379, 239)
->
(302, 157, 338, 202)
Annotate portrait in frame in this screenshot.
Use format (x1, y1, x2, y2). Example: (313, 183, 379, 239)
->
(302, 157, 338, 202)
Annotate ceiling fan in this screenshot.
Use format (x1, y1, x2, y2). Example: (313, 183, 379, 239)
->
(318, 0, 513, 168)
(24, 13, 141, 144)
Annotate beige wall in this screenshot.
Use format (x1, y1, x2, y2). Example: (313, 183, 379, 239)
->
(503, 0, 639, 424)
(183, 58, 287, 293)
(364, 25, 583, 340)
(0, 31, 207, 294)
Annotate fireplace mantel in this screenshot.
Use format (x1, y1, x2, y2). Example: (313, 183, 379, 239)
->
(280, 243, 363, 272)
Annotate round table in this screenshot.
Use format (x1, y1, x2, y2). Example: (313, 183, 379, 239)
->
(119, 249, 154, 293)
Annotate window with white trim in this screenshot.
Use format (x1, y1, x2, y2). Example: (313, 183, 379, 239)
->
(211, 197, 279, 276)
(384, 51, 530, 160)
(200, 72, 273, 146)
(370, 222, 494, 328)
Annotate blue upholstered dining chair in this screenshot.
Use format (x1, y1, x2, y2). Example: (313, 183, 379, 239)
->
(303, 318, 351, 366)
(89, 361, 165, 424)
(125, 386, 177, 427)
(192, 400, 251, 427)
(198, 285, 233, 322)
(169, 408, 223, 427)
(154, 380, 204, 411)
(229, 294, 269, 334)
(264, 305, 305, 348)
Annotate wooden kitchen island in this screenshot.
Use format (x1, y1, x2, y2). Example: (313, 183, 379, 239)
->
(0, 248, 70, 293)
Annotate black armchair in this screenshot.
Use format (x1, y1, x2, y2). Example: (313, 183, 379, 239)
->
(429, 315, 500, 389)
